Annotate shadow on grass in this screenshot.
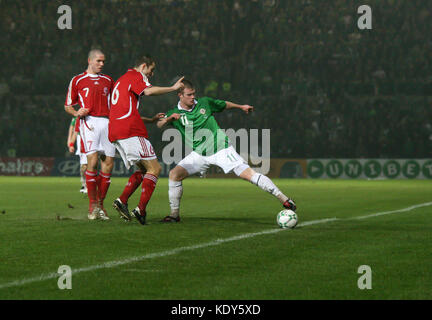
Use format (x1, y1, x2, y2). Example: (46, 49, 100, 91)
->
(147, 216, 275, 227)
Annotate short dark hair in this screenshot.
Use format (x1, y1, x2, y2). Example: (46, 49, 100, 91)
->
(134, 54, 155, 68)
(178, 79, 194, 94)
(88, 48, 104, 59)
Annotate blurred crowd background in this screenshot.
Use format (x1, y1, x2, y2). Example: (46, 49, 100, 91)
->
(1, 0, 431, 158)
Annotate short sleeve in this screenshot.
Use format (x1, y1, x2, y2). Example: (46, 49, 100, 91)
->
(65, 77, 78, 106)
(130, 73, 152, 95)
(204, 97, 226, 114)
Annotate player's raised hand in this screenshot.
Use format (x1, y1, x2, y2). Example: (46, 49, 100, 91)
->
(242, 105, 254, 114)
(172, 76, 185, 90)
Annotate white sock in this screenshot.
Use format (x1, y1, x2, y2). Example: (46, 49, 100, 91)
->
(168, 180, 183, 217)
(250, 173, 288, 204)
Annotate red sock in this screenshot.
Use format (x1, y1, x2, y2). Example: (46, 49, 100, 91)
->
(98, 172, 111, 208)
(138, 173, 158, 213)
(96, 174, 102, 204)
(85, 170, 98, 211)
(119, 171, 144, 204)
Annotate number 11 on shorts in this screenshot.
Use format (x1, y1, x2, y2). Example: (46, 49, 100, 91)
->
(227, 153, 237, 162)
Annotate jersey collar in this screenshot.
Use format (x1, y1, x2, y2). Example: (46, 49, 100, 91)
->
(84, 71, 100, 78)
(177, 99, 198, 112)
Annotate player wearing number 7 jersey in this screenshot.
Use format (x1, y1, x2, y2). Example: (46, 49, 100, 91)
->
(64, 49, 115, 221)
(109, 54, 184, 225)
(156, 79, 297, 223)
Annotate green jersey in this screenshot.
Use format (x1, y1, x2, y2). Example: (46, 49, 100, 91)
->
(165, 97, 229, 156)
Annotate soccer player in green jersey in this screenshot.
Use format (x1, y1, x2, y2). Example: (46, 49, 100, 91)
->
(67, 116, 87, 193)
(157, 79, 296, 222)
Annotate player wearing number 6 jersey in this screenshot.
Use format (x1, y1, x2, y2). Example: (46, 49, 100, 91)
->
(64, 49, 115, 221)
(109, 54, 184, 225)
(156, 79, 297, 222)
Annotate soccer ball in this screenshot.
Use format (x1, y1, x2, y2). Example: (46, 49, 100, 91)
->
(277, 209, 298, 229)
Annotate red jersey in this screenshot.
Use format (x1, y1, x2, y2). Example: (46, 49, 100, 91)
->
(108, 69, 152, 142)
(65, 72, 113, 117)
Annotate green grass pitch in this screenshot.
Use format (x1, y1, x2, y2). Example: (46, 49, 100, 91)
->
(0, 176, 431, 300)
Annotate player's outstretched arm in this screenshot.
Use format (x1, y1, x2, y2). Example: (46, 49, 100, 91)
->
(143, 76, 185, 96)
(156, 113, 181, 129)
(141, 113, 165, 123)
(225, 101, 254, 114)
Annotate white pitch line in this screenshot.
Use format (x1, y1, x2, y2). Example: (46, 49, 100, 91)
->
(351, 201, 432, 220)
(0, 201, 431, 290)
(123, 269, 162, 273)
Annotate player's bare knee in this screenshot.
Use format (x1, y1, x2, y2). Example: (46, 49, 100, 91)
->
(101, 156, 114, 173)
(86, 153, 98, 170)
(153, 162, 162, 177)
(146, 161, 161, 177)
(235, 165, 254, 181)
(87, 165, 97, 172)
(102, 164, 113, 174)
(169, 166, 187, 181)
(169, 169, 178, 181)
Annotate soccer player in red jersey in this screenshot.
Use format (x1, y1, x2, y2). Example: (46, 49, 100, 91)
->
(64, 49, 115, 220)
(109, 54, 184, 225)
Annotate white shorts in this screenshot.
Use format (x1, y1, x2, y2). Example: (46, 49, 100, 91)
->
(178, 146, 247, 176)
(114, 136, 157, 170)
(75, 135, 88, 165)
(79, 116, 116, 157)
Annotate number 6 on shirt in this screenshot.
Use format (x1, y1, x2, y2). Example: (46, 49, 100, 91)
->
(111, 82, 121, 106)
